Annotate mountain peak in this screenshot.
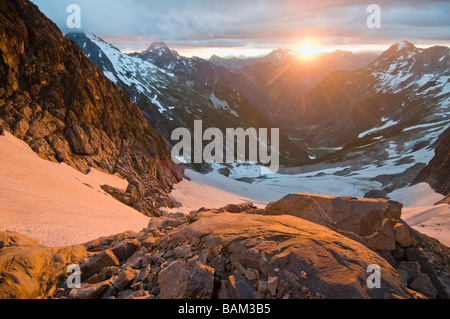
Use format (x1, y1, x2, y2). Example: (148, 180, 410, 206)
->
(393, 40, 417, 52)
(383, 41, 420, 56)
(146, 42, 170, 51)
(209, 54, 222, 61)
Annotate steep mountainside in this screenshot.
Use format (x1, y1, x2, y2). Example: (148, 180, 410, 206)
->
(220, 49, 378, 126)
(413, 127, 450, 197)
(133, 45, 377, 130)
(291, 41, 450, 148)
(278, 42, 449, 197)
(66, 33, 311, 167)
(0, 0, 183, 216)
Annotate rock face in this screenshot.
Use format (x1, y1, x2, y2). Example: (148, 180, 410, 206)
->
(413, 127, 450, 197)
(0, 0, 183, 216)
(0, 231, 87, 299)
(265, 194, 450, 298)
(265, 193, 403, 252)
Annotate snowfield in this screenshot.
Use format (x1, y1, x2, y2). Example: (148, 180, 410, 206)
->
(0, 132, 149, 247)
(1, 131, 448, 248)
(167, 168, 449, 247)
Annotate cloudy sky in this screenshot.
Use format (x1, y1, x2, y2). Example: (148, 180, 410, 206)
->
(31, 0, 450, 58)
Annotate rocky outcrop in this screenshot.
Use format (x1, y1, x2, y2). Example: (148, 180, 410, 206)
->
(413, 127, 450, 197)
(265, 193, 403, 252)
(264, 194, 450, 298)
(0, 231, 87, 299)
(381, 224, 450, 299)
(0, 0, 183, 216)
(2, 200, 450, 299)
(34, 207, 414, 300)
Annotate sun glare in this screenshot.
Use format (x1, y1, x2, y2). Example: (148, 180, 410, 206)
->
(296, 41, 321, 60)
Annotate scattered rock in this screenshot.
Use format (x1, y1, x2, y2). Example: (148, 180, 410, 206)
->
(80, 250, 120, 279)
(268, 277, 279, 296)
(210, 245, 222, 257)
(397, 269, 409, 286)
(135, 265, 152, 284)
(410, 274, 438, 298)
(257, 280, 269, 294)
(228, 275, 256, 299)
(398, 261, 421, 284)
(110, 239, 141, 261)
(112, 270, 136, 291)
(157, 260, 215, 299)
(0, 126, 4, 135)
(232, 263, 247, 276)
(174, 245, 192, 258)
(69, 281, 111, 299)
(4, 203, 449, 300)
(245, 269, 258, 281)
(394, 222, 416, 248)
(123, 248, 147, 269)
(218, 167, 231, 177)
(87, 273, 107, 284)
(210, 255, 226, 273)
(391, 246, 405, 261)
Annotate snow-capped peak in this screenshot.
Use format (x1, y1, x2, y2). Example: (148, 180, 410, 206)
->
(146, 42, 170, 51)
(396, 40, 416, 52)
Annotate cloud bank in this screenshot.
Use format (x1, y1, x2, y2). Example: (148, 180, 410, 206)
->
(31, 0, 450, 54)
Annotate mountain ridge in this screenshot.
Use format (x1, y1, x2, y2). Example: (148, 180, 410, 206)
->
(67, 32, 311, 168)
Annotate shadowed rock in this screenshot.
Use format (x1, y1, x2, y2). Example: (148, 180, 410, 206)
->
(157, 260, 215, 299)
(265, 193, 403, 252)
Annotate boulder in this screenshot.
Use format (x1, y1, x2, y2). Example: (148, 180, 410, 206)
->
(157, 260, 215, 299)
(110, 239, 141, 261)
(409, 274, 439, 298)
(159, 212, 412, 299)
(69, 281, 112, 299)
(112, 270, 137, 291)
(228, 275, 255, 299)
(265, 193, 403, 252)
(80, 250, 120, 279)
(174, 245, 192, 258)
(268, 276, 280, 296)
(0, 232, 87, 299)
(393, 222, 416, 248)
(218, 167, 231, 177)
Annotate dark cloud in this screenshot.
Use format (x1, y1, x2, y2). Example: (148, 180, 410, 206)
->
(31, 0, 450, 53)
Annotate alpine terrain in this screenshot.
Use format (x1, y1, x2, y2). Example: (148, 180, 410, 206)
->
(0, 0, 448, 301)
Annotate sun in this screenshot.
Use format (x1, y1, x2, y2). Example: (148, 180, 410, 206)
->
(296, 41, 321, 60)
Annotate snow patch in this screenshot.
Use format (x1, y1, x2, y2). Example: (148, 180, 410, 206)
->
(358, 120, 399, 138)
(0, 132, 149, 247)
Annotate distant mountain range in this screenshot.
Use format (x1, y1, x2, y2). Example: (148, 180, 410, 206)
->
(66, 33, 383, 166)
(290, 41, 450, 147)
(65, 33, 449, 198)
(66, 33, 312, 167)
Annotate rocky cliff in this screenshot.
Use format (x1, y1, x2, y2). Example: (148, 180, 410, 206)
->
(413, 127, 450, 198)
(0, 0, 183, 216)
